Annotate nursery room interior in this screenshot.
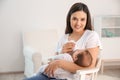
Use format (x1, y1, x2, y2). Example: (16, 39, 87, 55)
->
(0, 0, 120, 80)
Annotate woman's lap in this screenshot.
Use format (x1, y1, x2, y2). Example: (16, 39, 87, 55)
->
(23, 73, 67, 80)
(23, 73, 48, 80)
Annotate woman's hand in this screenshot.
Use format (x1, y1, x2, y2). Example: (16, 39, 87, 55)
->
(62, 42, 75, 53)
(44, 60, 60, 77)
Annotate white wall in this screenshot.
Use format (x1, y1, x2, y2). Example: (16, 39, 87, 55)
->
(0, 0, 120, 72)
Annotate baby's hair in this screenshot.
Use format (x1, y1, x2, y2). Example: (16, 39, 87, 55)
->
(74, 50, 92, 67)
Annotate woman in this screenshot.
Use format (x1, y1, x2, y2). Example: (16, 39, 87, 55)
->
(24, 2, 101, 80)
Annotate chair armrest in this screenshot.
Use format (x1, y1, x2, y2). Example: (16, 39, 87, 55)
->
(76, 67, 99, 74)
(23, 46, 38, 60)
(42, 56, 56, 65)
(32, 52, 42, 73)
(75, 68, 99, 80)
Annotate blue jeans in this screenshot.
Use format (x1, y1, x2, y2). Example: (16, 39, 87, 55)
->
(23, 73, 67, 80)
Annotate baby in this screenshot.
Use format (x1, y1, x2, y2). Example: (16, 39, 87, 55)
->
(37, 49, 92, 80)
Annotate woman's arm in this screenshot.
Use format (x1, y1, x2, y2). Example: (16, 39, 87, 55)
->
(87, 46, 99, 68)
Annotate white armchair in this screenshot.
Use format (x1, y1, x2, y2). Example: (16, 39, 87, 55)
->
(75, 57, 102, 80)
(22, 29, 59, 77)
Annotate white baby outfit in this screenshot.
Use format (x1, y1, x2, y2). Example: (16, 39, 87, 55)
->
(38, 53, 74, 80)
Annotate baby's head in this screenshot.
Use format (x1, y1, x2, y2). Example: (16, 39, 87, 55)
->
(73, 50, 92, 67)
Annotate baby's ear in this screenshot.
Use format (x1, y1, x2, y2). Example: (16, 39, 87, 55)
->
(74, 56, 78, 61)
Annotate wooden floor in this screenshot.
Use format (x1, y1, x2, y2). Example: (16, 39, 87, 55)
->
(0, 69, 120, 80)
(0, 72, 24, 80)
(97, 68, 120, 80)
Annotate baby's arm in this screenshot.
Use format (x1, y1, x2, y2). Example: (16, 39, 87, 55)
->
(54, 54, 74, 62)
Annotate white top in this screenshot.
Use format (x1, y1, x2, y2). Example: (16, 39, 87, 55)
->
(56, 30, 102, 53)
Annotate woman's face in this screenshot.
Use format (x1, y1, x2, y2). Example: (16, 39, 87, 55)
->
(70, 11, 87, 33)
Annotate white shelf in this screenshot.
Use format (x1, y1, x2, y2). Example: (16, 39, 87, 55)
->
(102, 28, 120, 37)
(94, 15, 120, 60)
(102, 26, 120, 28)
(94, 16, 120, 38)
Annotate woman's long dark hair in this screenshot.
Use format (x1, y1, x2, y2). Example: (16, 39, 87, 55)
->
(65, 2, 93, 34)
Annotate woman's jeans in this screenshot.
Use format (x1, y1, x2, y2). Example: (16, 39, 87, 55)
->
(23, 73, 67, 80)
